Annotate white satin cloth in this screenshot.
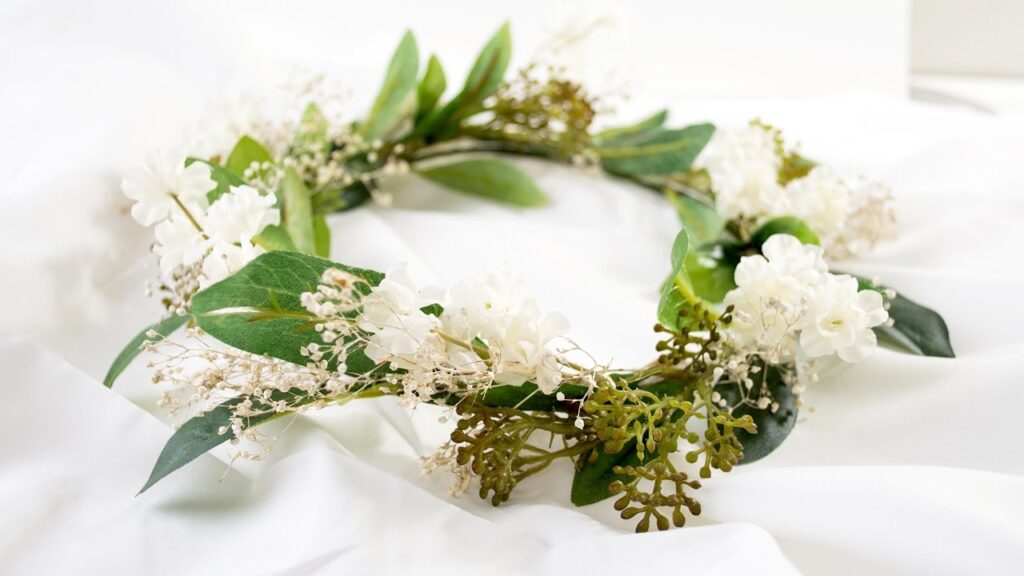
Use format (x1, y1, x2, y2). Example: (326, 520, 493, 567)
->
(4, 3, 1024, 574)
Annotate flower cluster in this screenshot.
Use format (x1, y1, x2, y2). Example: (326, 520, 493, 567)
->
(300, 265, 572, 405)
(695, 122, 897, 258)
(723, 234, 890, 363)
(122, 151, 280, 313)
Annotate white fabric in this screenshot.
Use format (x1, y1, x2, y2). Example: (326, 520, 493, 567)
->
(4, 3, 1024, 575)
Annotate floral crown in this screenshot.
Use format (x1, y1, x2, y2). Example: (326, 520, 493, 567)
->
(106, 24, 953, 533)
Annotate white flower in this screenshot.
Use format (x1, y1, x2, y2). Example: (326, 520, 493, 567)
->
(121, 150, 214, 226)
(200, 241, 264, 289)
(359, 265, 441, 330)
(781, 166, 850, 246)
(153, 214, 205, 275)
(365, 309, 444, 369)
(442, 268, 521, 344)
(495, 300, 570, 393)
(799, 274, 888, 362)
(204, 185, 280, 245)
(696, 124, 787, 221)
(723, 235, 826, 360)
(359, 264, 444, 368)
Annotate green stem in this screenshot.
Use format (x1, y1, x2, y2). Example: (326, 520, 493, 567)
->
(170, 193, 206, 236)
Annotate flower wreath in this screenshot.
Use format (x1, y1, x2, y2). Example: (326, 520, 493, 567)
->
(106, 24, 954, 532)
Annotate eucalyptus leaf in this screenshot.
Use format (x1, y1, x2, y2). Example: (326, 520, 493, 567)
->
(362, 31, 420, 141)
(225, 135, 273, 177)
(727, 364, 798, 464)
(279, 167, 315, 254)
(666, 191, 723, 246)
(856, 278, 955, 358)
(751, 216, 820, 247)
(138, 391, 296, 494)
(657, 229, 703, 330)
(313, 214, 331, 257)
(595, 110, 668, 145)
(104, 313, 188, 388)
(416, 54, 446, 121)
(418, 22, 511, 138)
(571, 439, 644, 506)
(598, 124, 715, 179)
(415, 158, 547, 206)
(190, 251, 382, 370)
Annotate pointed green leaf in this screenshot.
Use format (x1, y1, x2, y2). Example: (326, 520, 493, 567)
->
(418, 22, 511, 137)
(313, 214, 331, 257)
(727, 365, 798, 464)
(416, 54, 446, 121)
(666, 191, 723, 247)
(598, 124, 715, 178)
(225, 135, 273, 177)
(279, 167, 315, 254)
(139, 391, 299, 494)
(415, 158, 547, 206)
(856, 278, 954, 358)
(361, 31, 420, 141)
(657, 229, 705, 330)
(595, 110, 668, 144)
(104, 314, 189, 388)
(189, 251, 382, 369)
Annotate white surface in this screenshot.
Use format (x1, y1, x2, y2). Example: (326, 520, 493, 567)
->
(3, 2, 1024, 575)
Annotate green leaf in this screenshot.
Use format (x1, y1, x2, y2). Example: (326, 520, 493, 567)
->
(104, 314, 188, 388)
(416, 54, 446, 121)
(415, 158, 547, 207)
(657, 229, 704, 330)
(666, 191, 723, 246)
(728, 364, 798, 464)
(186, 158, 245, 204)
(138, 392, 293, 494)
(685, 249, 736, 304)
(294, 103, 329, 154)
(569, 379, 691, 506)
(361, 31, 420, 141)
(856, 279, 955, 358)
(598, 124, 715, 178)
(595, 110, 668, 145)
(313, 182, 372, 213)
(280, 167, 316, 254)
(312, 214, 331, 257)
(418, 22, 511, 138)
(190, 251, 382, 369)
(225, 135, 273, 177)
(252, 224, 297, 252)
(751, 216, 820, 246)
(571, 439, 644, 506)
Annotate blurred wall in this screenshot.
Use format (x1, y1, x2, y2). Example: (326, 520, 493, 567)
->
(912, 0, 1024, 76)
